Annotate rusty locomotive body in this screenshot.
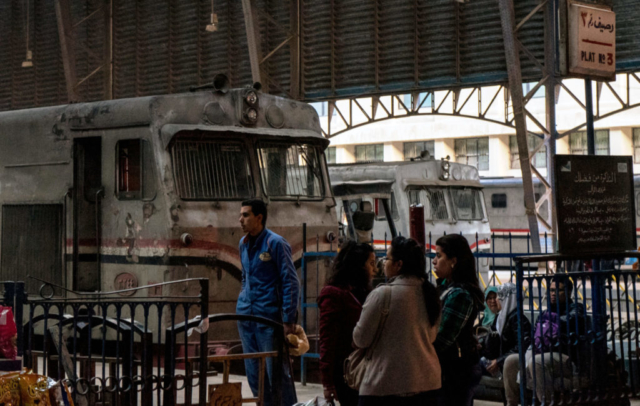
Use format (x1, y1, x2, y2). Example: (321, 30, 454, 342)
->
(0, 84, 337, 339)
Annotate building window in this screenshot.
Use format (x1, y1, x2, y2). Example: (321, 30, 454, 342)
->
(633, 129, 640, 163)
(404, 141, 435, 161)
(116, 139, 157, 200)
(400, 93, 433, 110)
(454, 137, 489, 171)
(326, 147, 336, 164)
(355, 144, 384, 162)
(491, 193, 507, 208)
(523, 82, 545, 98)
(569, 130, 609, 155)
(509, 135, 547, 169)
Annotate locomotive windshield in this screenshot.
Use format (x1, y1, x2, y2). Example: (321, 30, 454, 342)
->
(171, 138, 254, 200)
(257, 142, 324, 199)
(407, 187, 449, 221)
(450, 188, 485, 221)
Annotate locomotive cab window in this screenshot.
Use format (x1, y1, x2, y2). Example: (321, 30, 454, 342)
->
(171, 138, 254, 200)
(406, 187, 449, 221)
(451, 188, 485, 221)
(257, 142, 324, 199)
(116, 139, 157, 200)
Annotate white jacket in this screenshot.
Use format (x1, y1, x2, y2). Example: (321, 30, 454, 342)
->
(353, 275, 442, 396)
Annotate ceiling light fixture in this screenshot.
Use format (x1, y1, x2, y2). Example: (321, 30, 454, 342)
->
(206, 0, 218, 32)
(22, 0, 32, 68)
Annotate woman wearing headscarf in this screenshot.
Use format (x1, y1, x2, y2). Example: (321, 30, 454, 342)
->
(480, 286, 500, 328)
(481, 283, 532, 376)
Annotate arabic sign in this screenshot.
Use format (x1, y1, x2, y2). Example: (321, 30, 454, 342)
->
(554, 155, 636, 254)
(568, 2, 616, 80)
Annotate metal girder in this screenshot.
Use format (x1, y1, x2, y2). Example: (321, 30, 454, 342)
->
(242, 0, 301, 98)
(55, 0, 80, 102)
(498, 0, 542, 253)
(55, 0, 113, 102)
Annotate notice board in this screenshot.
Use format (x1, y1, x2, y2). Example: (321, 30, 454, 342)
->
(554, 155, 636, 254)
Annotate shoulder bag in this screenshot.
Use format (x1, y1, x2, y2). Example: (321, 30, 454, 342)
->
(343, 285, 392, 391)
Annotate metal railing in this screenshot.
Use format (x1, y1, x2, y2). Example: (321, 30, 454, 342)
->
(515, 252, 640, 405)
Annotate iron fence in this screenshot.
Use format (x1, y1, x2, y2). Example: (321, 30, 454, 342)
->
(516, 253, 640, 405)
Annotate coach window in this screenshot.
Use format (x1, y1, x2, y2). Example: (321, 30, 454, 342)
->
(116, 139, 157, 200)
(407, 187, 449, 221)
(491, 193, 507, 208)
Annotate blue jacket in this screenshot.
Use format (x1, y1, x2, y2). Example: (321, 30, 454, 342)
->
(236, 228, 300, 324)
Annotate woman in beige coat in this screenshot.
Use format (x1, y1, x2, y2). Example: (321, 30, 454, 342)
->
(353, 236, 442, 406)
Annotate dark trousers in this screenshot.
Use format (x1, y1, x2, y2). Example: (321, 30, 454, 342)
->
(437, 362, 482, 406)
(335, 376, 359, 406)
(358, 390, 438, 406)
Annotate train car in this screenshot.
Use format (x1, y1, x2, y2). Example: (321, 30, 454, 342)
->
(328, 157, 492, 279)
(0, 77, 337, 339)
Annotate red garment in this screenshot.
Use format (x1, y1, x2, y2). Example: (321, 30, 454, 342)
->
(318, 285, 365, 389)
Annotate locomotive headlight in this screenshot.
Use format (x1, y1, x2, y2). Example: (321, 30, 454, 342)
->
(440, 157, 451, 181)
(441, 171, 450, 180)
(245, 91, 258, 106)
(443, 161, 450, 172)
(245, 108, 258, 123)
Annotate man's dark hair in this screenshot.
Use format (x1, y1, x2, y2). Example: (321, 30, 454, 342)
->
(242, 199, 268, 226)
(551, 274, 573, 295)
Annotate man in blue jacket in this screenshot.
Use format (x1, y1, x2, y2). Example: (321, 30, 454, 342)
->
(237, 199, 299, 406)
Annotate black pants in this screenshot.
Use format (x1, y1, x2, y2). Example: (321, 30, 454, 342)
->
(437, 362, 483, 406)
(358, 390, 438, 406)
(335, 376, 359, 406)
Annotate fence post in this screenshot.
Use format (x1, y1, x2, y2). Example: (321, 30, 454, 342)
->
(14, 282, 25, 357)
(515, 259, 527, 406)
(199, 279, 209, 406)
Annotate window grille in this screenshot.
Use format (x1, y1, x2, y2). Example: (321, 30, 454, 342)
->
(404, 141, 435, 161)
(451, 188, 484, 220)
(171, 139, 254, 200)
(407, 187, 449, 220)
(569, 130, 609, 155)
(326, 147, 336, 164)
(455, 137, 489, 170)
(509, 135, 547, 169)
(257, 143, 324, 199)
(633, 128, 640, 163)
(355, 144, 384, 162)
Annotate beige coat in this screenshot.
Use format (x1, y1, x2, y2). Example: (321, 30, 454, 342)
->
(353, 275, 442, 396)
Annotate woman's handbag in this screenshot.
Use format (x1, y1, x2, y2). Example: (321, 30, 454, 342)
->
(343, 285, 392, 390)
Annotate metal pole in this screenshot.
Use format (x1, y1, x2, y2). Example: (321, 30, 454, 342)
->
(498, 0, 542, 253)
(585, 78, 596, 155)
(545, 0, 559, 250)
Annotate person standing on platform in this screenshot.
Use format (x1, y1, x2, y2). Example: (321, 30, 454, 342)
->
(433, 234, 484, 406)
(236, 199, 299, 406)
(318, 240, 376, 406)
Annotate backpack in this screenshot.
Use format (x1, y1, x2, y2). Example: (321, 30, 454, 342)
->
(533, 311, 560, 353)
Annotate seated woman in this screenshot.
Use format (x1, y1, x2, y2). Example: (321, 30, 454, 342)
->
(482, 283, 531, 378)
(318, 241, 376, 406)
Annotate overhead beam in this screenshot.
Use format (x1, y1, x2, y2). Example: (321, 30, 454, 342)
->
(55, 0, 80, 102)
(498, 0, 542, 253)
(241, 0, 264, 87)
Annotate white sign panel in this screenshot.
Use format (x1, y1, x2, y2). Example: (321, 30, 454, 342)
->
(568, 2, 616, 80)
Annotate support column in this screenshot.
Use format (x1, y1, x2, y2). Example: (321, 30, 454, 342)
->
(498, 0, 542, 253)
(55, 0, 80, 102)
(242, 0, 264, 87)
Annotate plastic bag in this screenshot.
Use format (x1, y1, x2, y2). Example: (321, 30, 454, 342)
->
(286, 325, 310, 357)
(0, 307, 18, 360)
(0, 372, 21, 405)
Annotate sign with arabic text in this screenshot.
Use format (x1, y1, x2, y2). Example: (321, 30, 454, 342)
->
(554, 155, 635, 254)
(568, 1, 616, 80)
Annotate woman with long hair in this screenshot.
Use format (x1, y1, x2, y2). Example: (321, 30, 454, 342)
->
(433, 234, 484, 406)
(318, 240, 376, 406)
(353, 236, 441, 406)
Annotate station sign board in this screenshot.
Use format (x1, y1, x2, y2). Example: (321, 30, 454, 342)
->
(554, 155, 635, 255)
(567, 1, 616, 81)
